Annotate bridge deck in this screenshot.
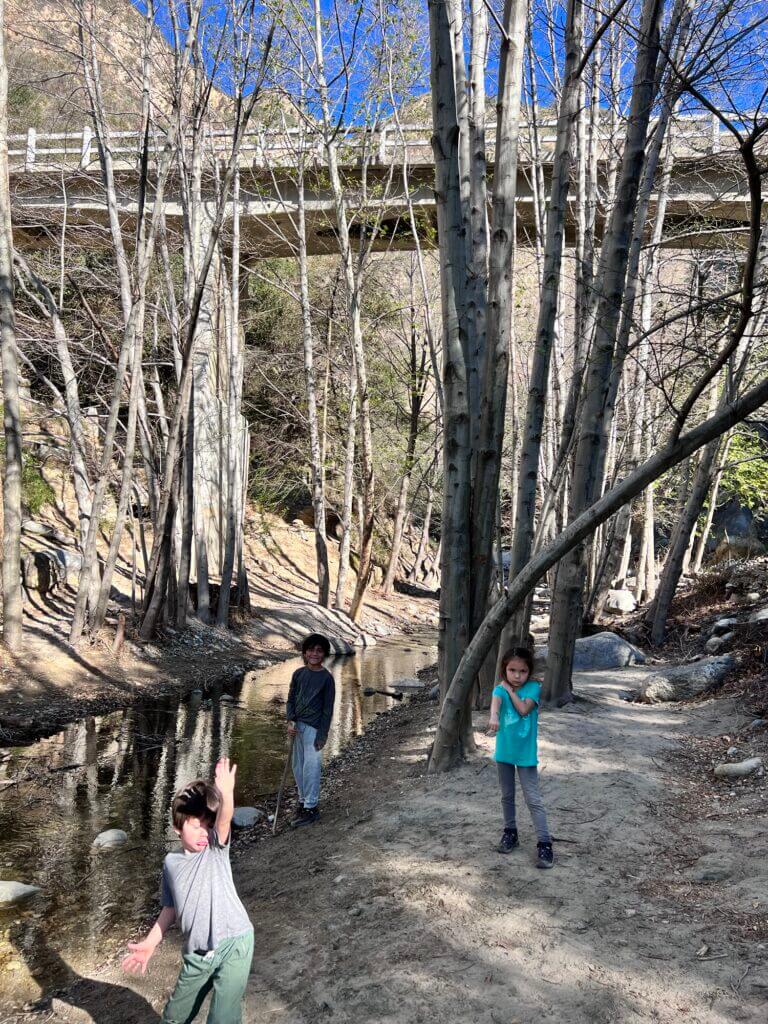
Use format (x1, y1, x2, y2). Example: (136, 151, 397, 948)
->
(8, 116, 755, 256)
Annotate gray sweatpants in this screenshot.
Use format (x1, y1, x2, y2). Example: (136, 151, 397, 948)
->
(497, 762, 551, 843)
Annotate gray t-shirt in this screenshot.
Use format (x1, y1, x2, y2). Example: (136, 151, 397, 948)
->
(161, 827, 252, 954)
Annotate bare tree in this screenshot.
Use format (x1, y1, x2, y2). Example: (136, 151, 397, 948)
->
(0, 0, 23, 651)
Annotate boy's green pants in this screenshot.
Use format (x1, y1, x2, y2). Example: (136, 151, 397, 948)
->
(161, 930, 254, 1024)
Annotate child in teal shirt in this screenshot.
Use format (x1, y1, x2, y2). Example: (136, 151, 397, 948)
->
(488, 647, 554, 869)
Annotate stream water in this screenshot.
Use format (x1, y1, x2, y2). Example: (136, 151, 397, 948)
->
(0, 635, 437, 1007)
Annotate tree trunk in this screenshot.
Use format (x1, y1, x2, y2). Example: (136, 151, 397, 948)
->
(544, 0, 665, 705)
(0, 0, 22, 651)
(334, 353, 357, 610)
(217, 169, 246, 624)
(470, 0, 527, 707)
(296, 159, 330, 607)
(498, 0, 582, 661)
(691, 436, 731, 574)
(428, 0, 473, 766)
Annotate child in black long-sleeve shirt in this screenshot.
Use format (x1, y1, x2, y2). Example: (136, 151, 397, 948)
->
(286, 633, 335, 826)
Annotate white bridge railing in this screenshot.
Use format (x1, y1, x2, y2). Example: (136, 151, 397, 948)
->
(8, 112, 733, 174)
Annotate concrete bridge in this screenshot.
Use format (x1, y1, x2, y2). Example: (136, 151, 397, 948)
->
(8, 114, 754, 256)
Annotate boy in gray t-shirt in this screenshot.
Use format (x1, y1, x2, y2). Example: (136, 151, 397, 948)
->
(123, 758, 253, 1023)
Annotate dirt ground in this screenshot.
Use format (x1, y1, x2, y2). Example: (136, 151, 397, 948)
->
(0, 512, 438, 745)
(10, 667, 767, 1024)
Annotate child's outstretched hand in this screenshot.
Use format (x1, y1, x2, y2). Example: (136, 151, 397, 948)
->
(486, 719, 499, 736)
(215, 756, 237, 798)
(122, 939, 155, 976)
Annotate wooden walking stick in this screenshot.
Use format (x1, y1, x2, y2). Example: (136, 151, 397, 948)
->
(272, 732, 295, 835)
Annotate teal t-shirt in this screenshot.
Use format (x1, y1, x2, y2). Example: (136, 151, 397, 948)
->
(492, 680, 541, 767)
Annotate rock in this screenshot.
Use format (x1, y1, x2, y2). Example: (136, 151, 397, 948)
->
(604, 589, 637, 613)
(92, 828, 129, 849)
(392, 677, 424, 690)
(253, 658, 272, 670)
(537, 631, 645, 672)
(746, 591, 762, 603)
(705, 632, 733, 653)
(748, 606, 768, 624)
(219, 694, 235, 703)
(428, 684, 440, 701)
(232, 807, 265, 828)
(726, 746, 739, 758)
(714, 756, 762, 778)
(21, 520, 69, 544)
(0, 880, 41, 906)
(351, 634, 377, 648)
(640, 655, 735, 703)
(328, 636, 354, 656)
(710, 617, 738, 636)
(750, 718, 767, 730)
(712, 537, 766, 563)
(688, 856, 733, 883)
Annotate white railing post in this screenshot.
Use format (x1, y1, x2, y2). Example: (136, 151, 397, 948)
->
(25, 127, 36, 171)
(711, 111, 720, 154)
(80, 125, 94, 168)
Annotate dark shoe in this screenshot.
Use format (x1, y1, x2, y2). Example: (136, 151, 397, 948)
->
(291, 806, 320, 828)
(498, 827, 519, 853)
(290, 803, 305, 823)
(536, 841, 554, 869)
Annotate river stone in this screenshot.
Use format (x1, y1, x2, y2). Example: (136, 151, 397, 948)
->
(604, 589, 637, 614)
(92, 828, 129, 849)
(688, 855, 733, 883)
(392, 677, 424, 691)
(428, 684, 440, 701)
(710, 617, 739, 636)
(705, 632, 733, 653)
(714, 756, 762, 778)
(748, 606, 768, 624)
(640, 655, 735, 703)
(232, 807, 266, 828)
(537, 631, 645, 672)
(0, 881, 41, 906)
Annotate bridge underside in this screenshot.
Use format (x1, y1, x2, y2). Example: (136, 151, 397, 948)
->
(10, 157, 753, 258)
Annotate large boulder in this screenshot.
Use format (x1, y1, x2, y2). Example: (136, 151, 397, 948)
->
(712, 537, 766, 564)
(604, 589, 637, 614)
(640, 655, 735, 703)
(537, 631, 645, 672)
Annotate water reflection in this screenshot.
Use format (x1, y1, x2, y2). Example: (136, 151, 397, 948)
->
(0, 635, 436, 1007)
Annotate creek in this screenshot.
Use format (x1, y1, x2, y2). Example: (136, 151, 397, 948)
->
(0, 634, 437, 1007)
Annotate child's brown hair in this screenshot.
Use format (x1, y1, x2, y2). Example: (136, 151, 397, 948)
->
(171, 780, 220, 831)
(500, 646, 535, 680)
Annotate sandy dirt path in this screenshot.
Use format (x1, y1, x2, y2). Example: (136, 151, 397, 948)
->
(12, 669, 767, 1024)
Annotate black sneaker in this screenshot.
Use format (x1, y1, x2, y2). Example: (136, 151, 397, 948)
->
(498, 827, 519, 853)
(536, 841, 554, 869)
(291, 806, 320, 828)
(290, 803, 305, 823)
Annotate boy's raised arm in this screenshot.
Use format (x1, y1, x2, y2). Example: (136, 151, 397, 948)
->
(214, 756, 237, 845)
